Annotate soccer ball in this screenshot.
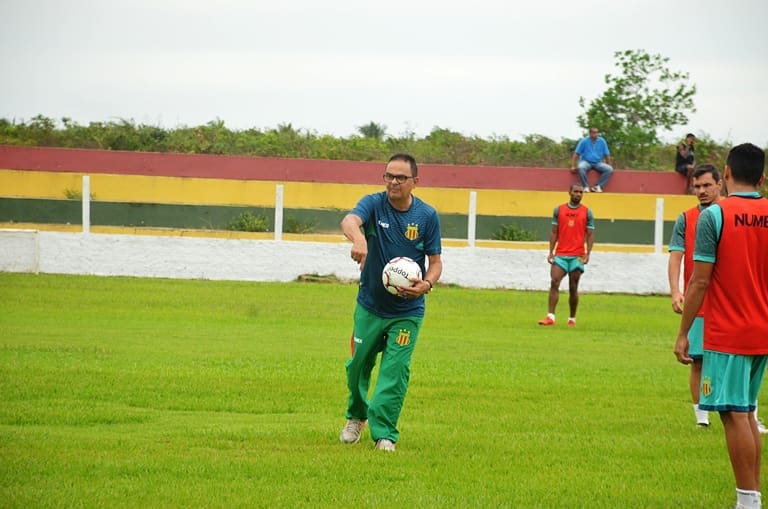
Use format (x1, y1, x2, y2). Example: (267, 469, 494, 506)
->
(382, 257, 422, 296)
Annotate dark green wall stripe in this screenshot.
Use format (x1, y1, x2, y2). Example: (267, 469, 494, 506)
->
(0, 197, 675, 244)
(0, 198, 81, 225)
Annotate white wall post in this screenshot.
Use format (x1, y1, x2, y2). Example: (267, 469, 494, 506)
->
(468, 191, 477, 248)
(82, 175, 91, 234)
(654, 197, 664, 254)
(274, 184, 284, 241)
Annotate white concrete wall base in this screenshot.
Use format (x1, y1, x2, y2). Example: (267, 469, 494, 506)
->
(0, 231, 670, 294)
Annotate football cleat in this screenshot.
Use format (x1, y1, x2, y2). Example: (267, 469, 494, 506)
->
(538, 317, 555, 326)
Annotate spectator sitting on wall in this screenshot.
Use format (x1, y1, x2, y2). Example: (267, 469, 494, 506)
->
(675, 133, 696, 193)
(570, 127, 614, 193)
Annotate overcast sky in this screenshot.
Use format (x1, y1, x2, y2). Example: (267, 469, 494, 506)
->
(1, 0, 767, 146)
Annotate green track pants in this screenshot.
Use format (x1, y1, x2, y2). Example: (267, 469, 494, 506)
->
(345, 304, 423, 443)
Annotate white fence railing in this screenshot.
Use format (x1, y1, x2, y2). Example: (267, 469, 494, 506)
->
(72, 176, 669, 254)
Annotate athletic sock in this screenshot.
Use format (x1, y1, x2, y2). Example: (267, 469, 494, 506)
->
(547, 313, 555, 321)
(736, 488, 761, 508)
(693, 404, 709, 425)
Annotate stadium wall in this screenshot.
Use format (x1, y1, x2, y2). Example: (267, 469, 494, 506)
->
(0, 146, 698, 245)
(0, 230, 670, 294)
(0, 144, 690, 193)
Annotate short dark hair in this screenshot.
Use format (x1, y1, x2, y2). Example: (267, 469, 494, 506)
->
(388, 153, 418, 177)
(726, 143, 766, 186)
(685, 133, 696, 139)
(692, 164, 720, 182)
(569, 182, 583, 192)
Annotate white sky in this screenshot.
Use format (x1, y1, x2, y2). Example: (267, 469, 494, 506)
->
(1, 0, 767, 146)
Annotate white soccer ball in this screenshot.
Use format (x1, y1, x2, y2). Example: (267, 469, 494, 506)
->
(382, 257, 422, 297)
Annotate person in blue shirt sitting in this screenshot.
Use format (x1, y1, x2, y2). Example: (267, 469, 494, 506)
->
(570, 127, 614, 193)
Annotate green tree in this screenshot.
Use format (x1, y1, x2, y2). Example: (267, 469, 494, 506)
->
(357, 121, 387, 141)
(578, 49, 696, 168)
(26, 114, 60, 146)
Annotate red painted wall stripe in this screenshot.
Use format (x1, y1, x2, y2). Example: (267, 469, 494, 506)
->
(0, 145, 688, 194)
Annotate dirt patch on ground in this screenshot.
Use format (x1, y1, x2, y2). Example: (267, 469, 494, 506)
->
(296, 273, 356, 284)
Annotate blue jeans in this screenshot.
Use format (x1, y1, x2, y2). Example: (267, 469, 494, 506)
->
(577, 161, 613, 188)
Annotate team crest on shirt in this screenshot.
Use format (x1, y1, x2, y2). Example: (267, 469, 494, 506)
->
(568, 219, 575, 227)
(405, 223, 419, 240)
(396, 329, 411, 346)
(701, 377, 712, 397)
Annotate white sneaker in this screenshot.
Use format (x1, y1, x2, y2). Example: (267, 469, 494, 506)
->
(339, 419, 366, 443)
(375, 439, 396, 452)
(591, 185, 603, 193)
(582, 186, 590, 193)
(694, 405, 709, 427)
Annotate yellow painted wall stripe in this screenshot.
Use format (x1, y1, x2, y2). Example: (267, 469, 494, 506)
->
(1, 170, 85, 199)
(1, 169, 697, 220)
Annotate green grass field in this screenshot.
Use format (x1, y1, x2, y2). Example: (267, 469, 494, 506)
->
(0, 273, 749, 508)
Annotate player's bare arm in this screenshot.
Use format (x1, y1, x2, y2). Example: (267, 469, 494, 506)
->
(583, 229, 594, 265)
(547, 226, 558, 264)
(674, 261, 713, 365)
(667, 251, 685, 314)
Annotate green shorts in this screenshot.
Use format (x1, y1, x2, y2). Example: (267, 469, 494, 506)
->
(688, 317, 704, 359)
(699, 350, 768, 412)
(553, 256, 585, 274)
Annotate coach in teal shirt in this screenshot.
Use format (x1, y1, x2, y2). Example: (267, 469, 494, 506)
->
(338, 153, 442, 452)
(571, 127, 614, 193)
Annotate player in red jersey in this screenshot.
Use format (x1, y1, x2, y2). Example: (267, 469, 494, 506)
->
(668, 164, 722, 427)
(674, 143, 767, 509)
(538, 183, 595, 327)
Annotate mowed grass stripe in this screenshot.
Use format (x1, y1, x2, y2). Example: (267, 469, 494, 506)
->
(0, 273, 737, 508)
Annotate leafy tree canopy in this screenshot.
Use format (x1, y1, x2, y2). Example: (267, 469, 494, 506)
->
(578, 49, 696, 168)
(357, 121, 387, 141)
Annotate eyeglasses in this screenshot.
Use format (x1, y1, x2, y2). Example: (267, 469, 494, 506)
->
(383, 173, 415, 183)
